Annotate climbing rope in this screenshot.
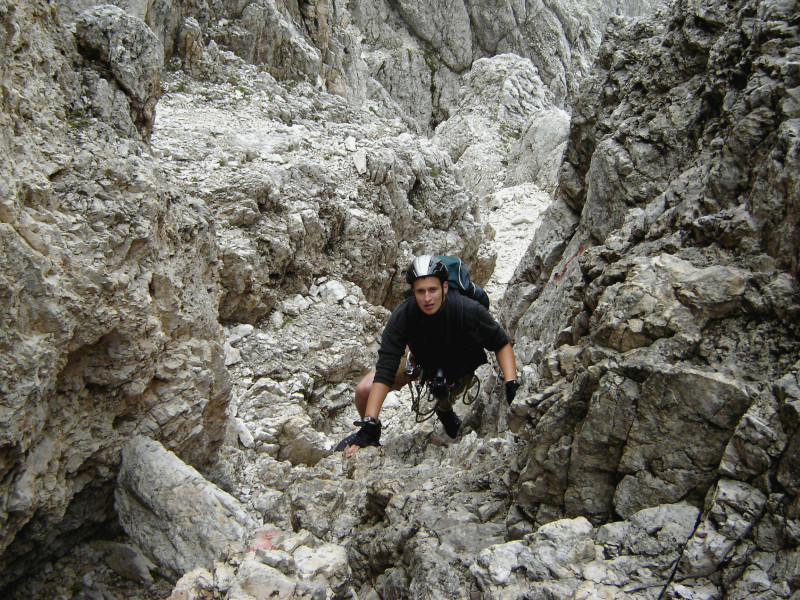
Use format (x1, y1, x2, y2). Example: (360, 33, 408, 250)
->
(408, 371, 481, 422)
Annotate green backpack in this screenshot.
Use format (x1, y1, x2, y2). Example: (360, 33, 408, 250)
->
(437, 255, 490, 309)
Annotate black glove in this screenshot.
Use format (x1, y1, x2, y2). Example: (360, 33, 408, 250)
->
(335, 417, 382, 451)
(505, 380, 520, 405)
(352, 418, 381, 447)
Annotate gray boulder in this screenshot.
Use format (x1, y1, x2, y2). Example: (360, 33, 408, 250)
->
(74, 4, 163, 136)
(116, 436, 259, 580)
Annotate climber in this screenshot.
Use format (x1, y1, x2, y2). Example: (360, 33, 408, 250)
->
(337, 254, 520, 457)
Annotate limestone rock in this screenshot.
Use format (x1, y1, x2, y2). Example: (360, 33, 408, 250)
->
(74, 4, 163, 136)
(394, 0, 472, 72)
(92, 540, 157, 585)
(167, 567, 215, 600)
(502, 2, 800, 599)
(108, 0, 632, 136)
(0, 0, 230, 588)
(4, 1, 800, 600)
(678, 479, 767, 579)
(116, 436, 259, 580)
(167, 526, 355, 600)
(151, 64, 493, 320)
(209, 0, 323, 83)
(433, 54, 570, 199)
(348, 0, 622, 127)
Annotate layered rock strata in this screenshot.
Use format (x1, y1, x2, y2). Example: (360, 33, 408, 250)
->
(497, 0, 800, 595)
(0, 0, 230, 588)
(2, 0, 799, 599)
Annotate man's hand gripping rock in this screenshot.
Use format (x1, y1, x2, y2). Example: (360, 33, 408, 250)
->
(335, 417, 382, 458)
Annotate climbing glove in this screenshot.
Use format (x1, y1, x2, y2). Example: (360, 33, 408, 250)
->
(335, 416, 381, 451)
(505, 380, 520, 405)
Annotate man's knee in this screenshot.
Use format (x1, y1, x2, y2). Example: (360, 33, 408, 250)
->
(355, 371, 375, 403)
(355, 379, 370, 400)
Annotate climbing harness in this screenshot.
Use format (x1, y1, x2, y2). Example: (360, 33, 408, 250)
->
(405, 355, 481, 422)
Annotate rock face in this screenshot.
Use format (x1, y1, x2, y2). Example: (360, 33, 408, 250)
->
(340, 0, 612, 128)
(64, 0, 627, 132)
(150, 61, 492, 322)
(0, 0, 230, 589)
(433, 53, 573, 203)
(3, 0, 800, 599)
(73, 4, 164, 137)
(116, 436, 258, 581)
(497, 0, 800, 595)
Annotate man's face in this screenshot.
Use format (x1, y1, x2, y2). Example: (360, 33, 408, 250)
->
(412, 276, 448, 315)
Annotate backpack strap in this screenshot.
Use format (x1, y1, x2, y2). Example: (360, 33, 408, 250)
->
(445, 287, 465, 359)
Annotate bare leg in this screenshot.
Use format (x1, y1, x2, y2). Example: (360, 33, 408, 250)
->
(354, 370, 376, 419)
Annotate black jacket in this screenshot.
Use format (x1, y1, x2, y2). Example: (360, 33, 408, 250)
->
(373, 290, 509, 386)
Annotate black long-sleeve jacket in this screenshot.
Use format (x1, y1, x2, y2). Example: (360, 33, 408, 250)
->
(373, 290, 509, 386)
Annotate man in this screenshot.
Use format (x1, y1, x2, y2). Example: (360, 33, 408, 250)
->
(336, 255, 520, 457)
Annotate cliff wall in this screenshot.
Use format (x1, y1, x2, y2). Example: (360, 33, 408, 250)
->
(1, 0, 798, 598)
